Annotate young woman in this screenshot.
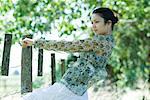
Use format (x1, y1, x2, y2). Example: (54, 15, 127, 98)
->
(21, 7, 118, 100)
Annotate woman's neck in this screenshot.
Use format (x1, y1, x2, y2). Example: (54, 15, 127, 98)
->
(96, 32, 112, 35)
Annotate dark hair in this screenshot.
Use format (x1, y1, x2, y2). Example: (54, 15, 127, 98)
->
(92, 7, 118, 30)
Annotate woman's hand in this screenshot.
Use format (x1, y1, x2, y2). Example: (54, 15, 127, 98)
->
(21, 38, 35, 48)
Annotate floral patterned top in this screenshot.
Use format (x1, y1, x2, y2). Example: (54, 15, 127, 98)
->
(34, 33, 114, 96)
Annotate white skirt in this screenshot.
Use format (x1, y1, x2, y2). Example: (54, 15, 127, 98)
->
(22, 82, 88, 100)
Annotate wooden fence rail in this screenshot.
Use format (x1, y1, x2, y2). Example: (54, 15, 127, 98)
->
(21, 34, 33, 94)
(1, 34, 12, 76)
(1, 34, 66, 95)
(38, 49, 43, 76)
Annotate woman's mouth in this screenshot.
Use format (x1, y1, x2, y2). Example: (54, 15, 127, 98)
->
(93, 29, 97, 32)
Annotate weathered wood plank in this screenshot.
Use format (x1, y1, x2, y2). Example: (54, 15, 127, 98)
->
(51, 53, 56, 85)
(21, 35, 32, 94)
(1, 34, 12, 76)
(60, 59, 65, 77)
(37, 49, 43, 76)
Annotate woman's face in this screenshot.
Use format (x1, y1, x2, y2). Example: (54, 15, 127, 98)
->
(91, 13, 111, 35)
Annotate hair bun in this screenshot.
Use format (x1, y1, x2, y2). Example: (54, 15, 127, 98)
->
(113, 16, 118, 24)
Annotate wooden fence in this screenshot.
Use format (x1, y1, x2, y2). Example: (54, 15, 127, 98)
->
(1, 34, 66, 95)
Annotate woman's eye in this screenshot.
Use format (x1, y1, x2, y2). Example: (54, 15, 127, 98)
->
(95, 21, 99, 23)
(91, 21, 100, 24)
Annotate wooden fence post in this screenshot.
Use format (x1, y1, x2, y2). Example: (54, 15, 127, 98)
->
(37, 49, 43, 76)
(60, 59, 65, 77)
(1, 34, 12, 76)
(21, 35, 32, 94)
(51, 53, 56, 85)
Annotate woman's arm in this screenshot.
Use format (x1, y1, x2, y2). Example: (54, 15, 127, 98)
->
(33, 38, 112, 53)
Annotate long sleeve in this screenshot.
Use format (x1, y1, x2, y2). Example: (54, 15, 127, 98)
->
(33, 38, 112, 53)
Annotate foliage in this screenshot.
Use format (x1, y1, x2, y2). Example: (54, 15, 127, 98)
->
(101, 0, 150, 87)
(32, 77, 45, 89)
(0, 0, 149, 88)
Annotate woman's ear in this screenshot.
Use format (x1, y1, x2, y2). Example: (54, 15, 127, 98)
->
(107, 20, 112, 25)
(106, 20, 112, 33)
(106, 20, 112, 30)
